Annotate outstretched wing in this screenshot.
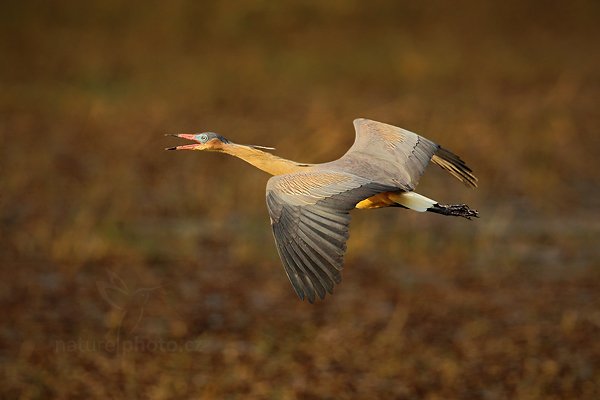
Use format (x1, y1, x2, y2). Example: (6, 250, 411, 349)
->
(340, 118, 477, 189)
(266, 170, 394, 302)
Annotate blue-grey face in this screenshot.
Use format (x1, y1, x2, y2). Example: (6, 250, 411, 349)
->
(193, 132, 230, 144)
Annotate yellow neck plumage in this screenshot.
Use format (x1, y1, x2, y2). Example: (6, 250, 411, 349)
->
(221, 143, 310, 176)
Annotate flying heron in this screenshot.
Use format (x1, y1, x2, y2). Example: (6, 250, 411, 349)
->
(167, 118, 478, 302)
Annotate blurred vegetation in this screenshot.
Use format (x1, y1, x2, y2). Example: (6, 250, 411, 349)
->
(1, 0, 599, 398)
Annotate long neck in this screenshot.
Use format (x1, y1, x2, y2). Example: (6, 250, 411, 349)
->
(221, 143, 311, 176)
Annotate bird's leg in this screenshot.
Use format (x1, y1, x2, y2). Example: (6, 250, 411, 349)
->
(387, 191, 437, 212)
(427, 203, 479, 219)
(386, 191, 478, 219)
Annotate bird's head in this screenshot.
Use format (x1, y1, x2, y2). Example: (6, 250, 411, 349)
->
(165, 132, 275, 152)
(165, 132, 231, 151)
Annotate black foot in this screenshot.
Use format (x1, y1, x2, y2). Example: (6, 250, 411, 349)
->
(428, 203, 479, 220)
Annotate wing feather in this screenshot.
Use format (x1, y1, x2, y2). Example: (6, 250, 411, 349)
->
(265, 119, 477, 302)
(340, 118, 477, 189)
(431, 147, 478, 187)
(266, 170, 394, 302)
(339, 118, 439, 190)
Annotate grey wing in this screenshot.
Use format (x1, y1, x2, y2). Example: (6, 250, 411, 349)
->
(339, 118, 477, 189)
(266, 170, 395, 303)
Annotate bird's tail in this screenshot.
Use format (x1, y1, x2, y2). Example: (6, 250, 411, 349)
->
(389, 192, 479, 220)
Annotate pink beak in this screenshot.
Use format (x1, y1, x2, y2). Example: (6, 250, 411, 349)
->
(165, 134, 201, 150)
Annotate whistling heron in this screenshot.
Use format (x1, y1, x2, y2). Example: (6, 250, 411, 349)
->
(167, 118, 478, 302)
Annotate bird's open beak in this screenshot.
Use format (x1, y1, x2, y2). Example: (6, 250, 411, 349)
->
(165, 133, 276, 152)
(164, 134, 201, 150)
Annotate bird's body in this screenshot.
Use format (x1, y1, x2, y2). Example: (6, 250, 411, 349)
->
(167, 118, 478, 302)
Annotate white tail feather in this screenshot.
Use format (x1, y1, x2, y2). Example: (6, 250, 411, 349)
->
(389, 192, 437, 212)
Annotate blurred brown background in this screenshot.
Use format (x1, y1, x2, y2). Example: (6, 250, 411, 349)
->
(1, 1, 599, 398)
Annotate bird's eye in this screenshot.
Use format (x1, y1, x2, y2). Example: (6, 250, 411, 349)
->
(196, 133, 209, 143)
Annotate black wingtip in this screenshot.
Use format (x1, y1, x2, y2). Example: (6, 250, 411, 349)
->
(165, 147, 177, 151)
